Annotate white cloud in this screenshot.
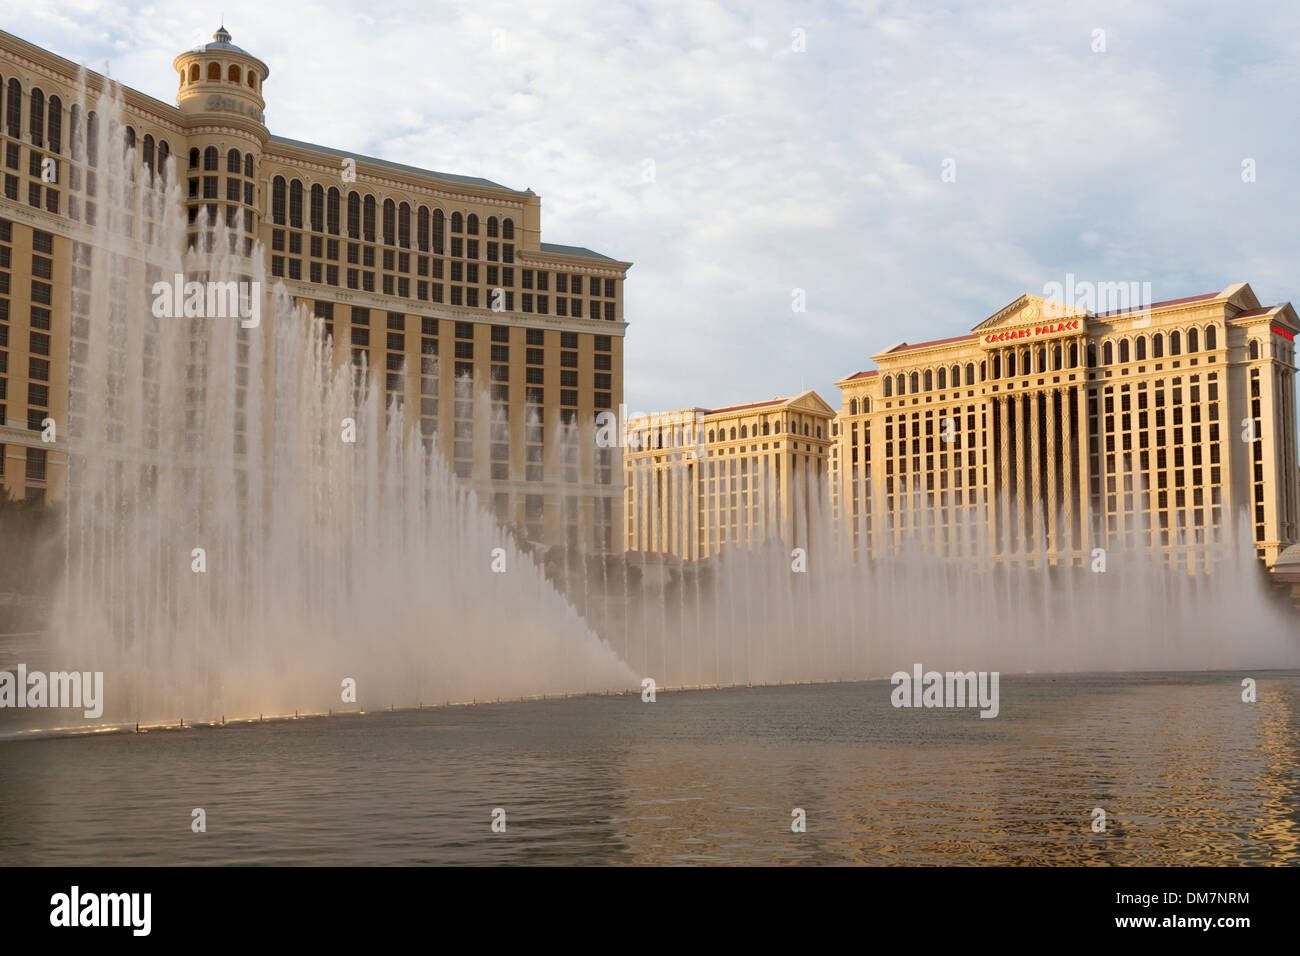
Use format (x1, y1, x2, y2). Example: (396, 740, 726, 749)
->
(5, 0, 1299, 413)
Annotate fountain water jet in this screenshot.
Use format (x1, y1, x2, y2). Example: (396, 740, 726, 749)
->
(44, 84, 635, 728)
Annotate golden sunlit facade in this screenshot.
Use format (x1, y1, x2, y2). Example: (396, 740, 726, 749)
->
(622, 391, 834, 559)
(0, 27, 629, 551)
(834, 283, 1300, 568)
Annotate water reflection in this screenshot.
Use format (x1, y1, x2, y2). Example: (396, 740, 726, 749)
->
(1, 675, 1297, 865)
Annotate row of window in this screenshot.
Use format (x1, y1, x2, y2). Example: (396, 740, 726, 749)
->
(882, 325, 1225, 398)
(179, 60, 260, 90)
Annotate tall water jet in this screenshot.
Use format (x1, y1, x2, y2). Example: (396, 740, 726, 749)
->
(43, 84, 636, 728)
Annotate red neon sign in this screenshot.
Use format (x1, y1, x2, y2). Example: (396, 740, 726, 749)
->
(982, 319, 1082, 345)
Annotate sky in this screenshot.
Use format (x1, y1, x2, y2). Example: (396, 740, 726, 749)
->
(5, 0, 1299, 414)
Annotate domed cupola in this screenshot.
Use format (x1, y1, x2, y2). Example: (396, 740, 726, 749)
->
(173, 25, 270, 129)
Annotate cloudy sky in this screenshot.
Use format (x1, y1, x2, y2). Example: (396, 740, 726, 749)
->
(8, 0, 1299, 413)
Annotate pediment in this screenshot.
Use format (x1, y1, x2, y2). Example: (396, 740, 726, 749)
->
(971, 294, 1087, 332)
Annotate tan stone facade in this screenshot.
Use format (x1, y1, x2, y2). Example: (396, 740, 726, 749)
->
(834, 284, 1300, 568)
(0, 27, 629, 551)
(622, 391, 835, 559)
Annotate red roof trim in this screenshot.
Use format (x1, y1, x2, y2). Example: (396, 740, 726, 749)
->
(886, 334, 977, 354)
(708, 398, 787, 415)
(1093, 292, 1218, 318)
(1232, 307, 1277, 319)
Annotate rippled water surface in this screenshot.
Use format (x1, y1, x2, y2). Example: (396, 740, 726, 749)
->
(2, 674, 1299, 865)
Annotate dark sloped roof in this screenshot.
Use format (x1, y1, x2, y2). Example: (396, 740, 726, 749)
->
(538, 242, 614, 261)
(268, 135, 518, 192)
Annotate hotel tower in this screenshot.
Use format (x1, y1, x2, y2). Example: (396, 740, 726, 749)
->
(834, 285, 1299, 569)
(0, 26, 630, 551)
(626, 284, 1299, 578)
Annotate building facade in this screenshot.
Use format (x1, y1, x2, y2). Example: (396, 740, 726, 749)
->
(834, 284, 1299, 568)
(0, 27, 629, 551)
(622, 391, 834, 559)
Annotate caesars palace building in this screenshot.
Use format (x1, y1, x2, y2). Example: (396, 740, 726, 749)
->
(0, 27, 629, 551)
(626, 285, 1300, 572)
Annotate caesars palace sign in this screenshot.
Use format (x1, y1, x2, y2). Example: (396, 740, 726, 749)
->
(980, 306, 1085, 348)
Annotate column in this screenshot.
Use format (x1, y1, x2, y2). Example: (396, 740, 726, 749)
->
(1046, 387, 1059, 563)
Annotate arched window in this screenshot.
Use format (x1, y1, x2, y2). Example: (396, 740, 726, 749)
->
(47, 95, 62, 154)
(70, 104, 83, 160)
(1088, 343, 1098, 367)
(310, 184, 324, 231)
(740, 425, 747, 438)
(762, 420, 770, 434)
(1135, 336, 1146, 360)
(207, 62, 221, 81)
(1007, 351, 1016, 377)
(895, 373, 905, 396)
(950, 364, 960, 387)
(884, 377, 893, 397)
(1169, 330, 1181, 355)
(271, 176, 287, 225)
(1206, 325, 1217, 350)
(965, 363, 974, 385)
(502, 218, 514, 240)
(347, 191, 361, 238)
(1119, 340, 1130, 363)
(1053, 345, 1062, 369)
(979, 361, 986, 382)
(1036, 346, 1047, 372)
(1069, 343, 1078, 368)
(382, 198, 395, 245)
(226, 148, 240, 173)
(86, 111, 98, 167)
(924, 370, 933, 391)
(433, 209, 445, 253)
(451, 211, 463, 233)
(804, 423, 810, 436)
(363, 195, 376, 241)
(288, 179, 303, 228)
(1152, 333, 1164, 358)
(398, 202, 411, 248)
(228, 64, 241, 84)
(248, 72, 257, 89)
(467, 213, 479, 235)
(189, 147, 200, 169)
(417, 207, 430, 251)
(327, 187, 340, 234)
(1102, 342, 1113, 365)
(157, 140, 170, 182)
(729, 427, 737, 440)
(909, 372, 919, 393)
(189, 63, 200, 83)
(28, 88, 44, 146)
(244, 153, 253, 178)
(1249, 339, 1260, 360)
(142, 134, 155, 174)
(1187, 327, 1198, 353)
(487, 216, 499, 238)
(937, 368, 946, 389)
(203, 146, 218, 170)
(992, 354, 1001, 379)
(708, 430, 715, 442)
(4, 78, 19, 138)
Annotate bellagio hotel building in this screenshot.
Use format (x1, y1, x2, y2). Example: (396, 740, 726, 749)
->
(0, 27, 630, 551)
